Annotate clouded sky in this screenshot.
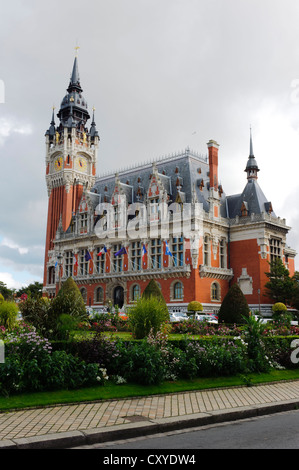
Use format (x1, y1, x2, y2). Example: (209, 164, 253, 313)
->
(1, 0, 299, 289)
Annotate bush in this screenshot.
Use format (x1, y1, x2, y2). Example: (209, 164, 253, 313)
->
(218, 283, 250, 324)
(47, 277, 88, 338)
(0, 331, 101, 396)
(271, 302, 292, 326)
(243, 315, 270, 372)
(128, 296, 169, 339)
(0, 301, 18, 330)
(19, 297, 51, 336)
(142, 280, 168, 313)
(114, 341, 167, 385)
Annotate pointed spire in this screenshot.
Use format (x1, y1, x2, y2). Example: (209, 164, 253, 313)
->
(67, 51, 82, 93)
(70, 56, 80, 86)
(249, 125, 254, 157)
(90, 106, 99, 140)
(245, 126, 259, 180)
(46, 106, 56, 137)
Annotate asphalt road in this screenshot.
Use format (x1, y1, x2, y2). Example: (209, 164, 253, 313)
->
(79, 409, 299, 450)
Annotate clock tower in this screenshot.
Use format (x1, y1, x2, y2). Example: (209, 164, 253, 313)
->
(43, 54, 99, 292)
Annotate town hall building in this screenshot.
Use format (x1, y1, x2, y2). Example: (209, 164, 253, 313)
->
(43, 56, 296, 315)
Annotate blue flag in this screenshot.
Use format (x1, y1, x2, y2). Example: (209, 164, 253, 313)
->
(85, 251, 92, 261)
(165, 241, 172, 257)
(115, 246, 127, 256)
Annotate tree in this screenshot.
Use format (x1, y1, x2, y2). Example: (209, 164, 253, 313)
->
(0, 281, 14, 300)
(187, 301, 203, 319)
(291, 272, 299, 312)
(16, 282, 43, 299)
(264, 259, 294, 304)
(218, 283, 250, 324)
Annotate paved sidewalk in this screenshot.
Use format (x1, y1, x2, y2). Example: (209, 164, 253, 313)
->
(1, 380, 299, 449)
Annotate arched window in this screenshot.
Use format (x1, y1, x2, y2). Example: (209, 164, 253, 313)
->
(211, 282, 220, 301)
(173, 282, 183, 300)
(95, 286, 104, 303)
(131, 284, 141, 301)
(80, 287, 87, 303)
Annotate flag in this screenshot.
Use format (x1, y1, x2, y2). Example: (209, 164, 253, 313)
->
(85, 250, 92, 261)
(73, 253, 78, 266)
(115, 246, 127, 256)
(55, 261, 58, 268)
(97, 246, 107, 256)
(142, 244, 147, 261)
(165, 241, 173, 257)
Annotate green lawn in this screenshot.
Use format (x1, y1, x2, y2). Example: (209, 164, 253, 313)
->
(1, 369, 299, 412)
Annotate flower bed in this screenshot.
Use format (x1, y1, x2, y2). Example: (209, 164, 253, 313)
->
(1, 318, 299, 395)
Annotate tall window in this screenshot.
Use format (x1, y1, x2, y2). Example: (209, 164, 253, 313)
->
(48, 266, 55, 285)
(211, 282, 220, 301)
(80, 213, 88, 232)
(150, 239, 162, 269)
(219, 239, 225, 269)
(79, 249, 89, 275)
(172, 236, 184, 267)
(114, 205, 119, 227)
(204, 235, 210, 266)
(132, 284, 141, 301)
(150, 197, 159, 217)
(80, 287, 87, 303)
(65, 251, 73, 278)
(113, 244, 123, 272)
(270, 238, 281, 262)
(95, 247, 106, 274)
(173, 281, 183, 300)
(95, 286, 104, 303)
(131, 241, 141, 271)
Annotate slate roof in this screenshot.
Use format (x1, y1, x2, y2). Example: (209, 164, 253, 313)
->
(226, 178, 275, 218)
(89, 149, 228, 217)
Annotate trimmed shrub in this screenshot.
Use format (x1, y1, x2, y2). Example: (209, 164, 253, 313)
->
(128, 296, 169, 339)
(271, 302, 292, 326)
(187, 301, 203, 318)
(218, 283, 250, 324)
(47, 277, 88, 338)
(142, 280, 168, 313)
(0, 301, 18, 331)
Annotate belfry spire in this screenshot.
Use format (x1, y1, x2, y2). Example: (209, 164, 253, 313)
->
(245, 126, 260, 180)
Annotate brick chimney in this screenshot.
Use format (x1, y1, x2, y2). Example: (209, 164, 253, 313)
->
(207, 140, 219, 190)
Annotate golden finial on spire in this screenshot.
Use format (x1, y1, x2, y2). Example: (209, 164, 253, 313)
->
(74, 44, 80, 57)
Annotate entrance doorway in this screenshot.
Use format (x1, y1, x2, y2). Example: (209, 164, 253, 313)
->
(113, 286, 124, 309)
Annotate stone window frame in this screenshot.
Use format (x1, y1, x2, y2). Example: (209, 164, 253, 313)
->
(203, 234, 210, 266)
(211, 281, 221, 302)
(94, 286, 104, 304)
(80, 286, 87, 303)
(170, 280, 184, 301)
(130, 283, 141, 302)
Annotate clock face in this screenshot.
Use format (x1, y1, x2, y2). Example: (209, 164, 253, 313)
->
(75, 156, 87, 173)
(54, 156, 63, 172)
